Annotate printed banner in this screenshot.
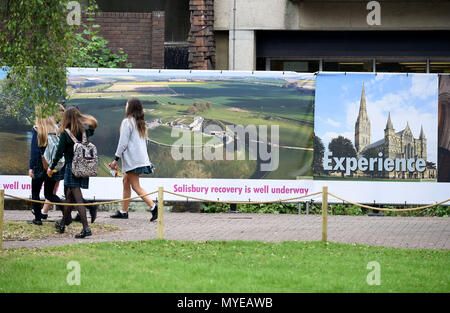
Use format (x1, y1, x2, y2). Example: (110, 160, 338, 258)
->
(438, 74, 450, 182)
(314, 72, 438, 182)
(312, 72, 449, 204)
(0, 68, 315, 202)
(0, 68, 448, 204)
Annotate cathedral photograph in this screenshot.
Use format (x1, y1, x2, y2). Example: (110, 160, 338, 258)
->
(314, 73, 438, 181)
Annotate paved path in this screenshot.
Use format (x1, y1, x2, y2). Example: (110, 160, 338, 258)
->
(3, 210, 449, 250)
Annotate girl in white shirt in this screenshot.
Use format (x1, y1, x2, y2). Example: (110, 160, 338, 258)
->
(110, 97, 158, 221)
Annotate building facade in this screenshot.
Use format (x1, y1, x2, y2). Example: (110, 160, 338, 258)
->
(214, 0, 450, 73)
(78, 1, 450, 73)
(354, 85, 434, 179)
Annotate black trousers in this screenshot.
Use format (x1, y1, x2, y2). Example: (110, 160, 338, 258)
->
(31, 176, 62, 221)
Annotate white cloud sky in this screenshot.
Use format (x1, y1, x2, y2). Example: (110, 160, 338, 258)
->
(326, 118, 341, 127)
(317, 74, 438, 163)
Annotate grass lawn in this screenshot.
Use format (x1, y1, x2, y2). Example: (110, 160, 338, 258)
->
(2, 221, 119, 241)
(0, 240, 448, 293)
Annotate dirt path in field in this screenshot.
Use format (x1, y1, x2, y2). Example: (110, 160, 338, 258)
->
(2, 210, 449, 250)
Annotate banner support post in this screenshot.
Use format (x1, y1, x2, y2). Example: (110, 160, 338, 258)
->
(158, 187, 164, 240)
(322, 186, 328, 242)
(0, 190, 4, 249)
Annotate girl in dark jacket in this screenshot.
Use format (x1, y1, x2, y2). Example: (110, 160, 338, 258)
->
(28, 116, 64, 225)
(48, 106, 98, 238)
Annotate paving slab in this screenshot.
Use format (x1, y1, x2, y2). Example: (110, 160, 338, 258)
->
(2, 210, 449, 250)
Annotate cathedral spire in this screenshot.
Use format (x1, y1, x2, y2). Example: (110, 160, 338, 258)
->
(359, 82, 367, 115)
(420, 125, 425, 139)
(386, 112, 393, 130)
(355, 82, 371, 153)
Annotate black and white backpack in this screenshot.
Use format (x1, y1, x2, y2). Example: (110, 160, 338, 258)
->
(65, 128, 98, 178)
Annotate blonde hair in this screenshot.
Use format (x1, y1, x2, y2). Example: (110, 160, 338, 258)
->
(35, 116, 59, 147)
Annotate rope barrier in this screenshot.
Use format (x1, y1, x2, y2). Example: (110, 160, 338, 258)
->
(2, 188, 448, 211)
(162, 190, 323, 204)
(4, 191, 159, 207)
(1, 186, 448, 246)
(328, 192, 450, 212)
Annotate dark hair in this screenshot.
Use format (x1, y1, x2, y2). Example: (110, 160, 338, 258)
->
(61, 106, 98, 135)
(126, 97, 147, 138)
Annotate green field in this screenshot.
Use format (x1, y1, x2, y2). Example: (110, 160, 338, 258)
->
(0, 240, 448, 292)
(0, 132, 30, 175)
(147, 143, 257, 179)
(150, 125, 221, 146)
(66, 77, 314, 179)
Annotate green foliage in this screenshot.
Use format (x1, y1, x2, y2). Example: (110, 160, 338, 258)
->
(0, 0, 131, 119)
(0, 71, 34, 130)
(187, 101, 212, 115)
(200, 201, 448, 217)
(201, 202, 230, 213)
(313, 133, 325, 175)
(383, 205, 449, 217)
(201, 202, 299, 214)
(328, 135, 357, 177)
(330, 204, 364, 216)
(0, 0, 76, 117)
(71, 19, 132, 68)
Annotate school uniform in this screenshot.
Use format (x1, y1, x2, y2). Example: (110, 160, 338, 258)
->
(114, 118, 152, 174)
(50, 128, 94, 189)
(29, 127, 64, 221)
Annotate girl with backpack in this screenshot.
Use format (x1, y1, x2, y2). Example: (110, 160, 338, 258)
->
(28, 115, 65, 225)
(40, 104, 65, 220)
(109, 97, 158, 222)
(47, 106, 98, 238)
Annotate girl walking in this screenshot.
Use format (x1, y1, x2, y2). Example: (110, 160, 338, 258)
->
(109, 97, 158, 221)
(48, 106, 98, 238)
(28, 115, 64, 225)
(39, 104, 65, 220)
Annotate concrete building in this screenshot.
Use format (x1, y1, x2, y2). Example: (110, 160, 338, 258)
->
(214, 0, 450, 73)
(86, 1, 450, 73)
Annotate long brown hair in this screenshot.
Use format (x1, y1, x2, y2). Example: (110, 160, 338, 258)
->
(60, 106, 98, 136)
(126, 97, 147, 138)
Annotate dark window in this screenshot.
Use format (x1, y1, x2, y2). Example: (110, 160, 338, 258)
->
(430, 61, 450, 73)
(270, 60, 320, 72)
(376, 61, 426, 73)
(323, 60, 372, 72)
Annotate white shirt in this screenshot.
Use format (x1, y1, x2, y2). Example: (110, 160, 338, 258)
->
(115, 118, 150, 173)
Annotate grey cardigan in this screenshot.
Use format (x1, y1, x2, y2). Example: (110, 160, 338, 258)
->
(115, 118, 150, 173)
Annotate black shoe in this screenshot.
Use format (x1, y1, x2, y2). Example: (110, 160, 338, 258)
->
(150, 204, 158, 222)
(28, 219, 42, 226)
(89, 205, 98, 223)
(55, 219, 65, 233)
(75, 228, 92, 239)
(41, 213, 48, 220)
(110, 211, 128, 219)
